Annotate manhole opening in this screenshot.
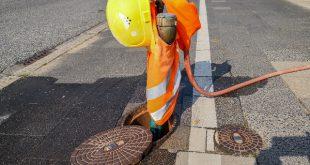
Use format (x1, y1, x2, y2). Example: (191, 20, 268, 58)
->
(119, 104, 176, 146)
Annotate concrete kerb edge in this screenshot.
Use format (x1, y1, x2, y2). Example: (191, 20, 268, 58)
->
(0, 23, 108, 90)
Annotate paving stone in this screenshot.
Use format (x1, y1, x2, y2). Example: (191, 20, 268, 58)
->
(281, 77, 310, 99)
(221, 155, 256, 165)
(191, 96, 217, 128)
(176, 152, 221, 165)
(271, 61, 310, 78)
(160, 126, 190, 152)
(176, 152, 256, 165)
(140, 149, 176, 165)
(188, 127, 206, 152)
(285, 0, 310, 10)
(206, 129, 216, 151)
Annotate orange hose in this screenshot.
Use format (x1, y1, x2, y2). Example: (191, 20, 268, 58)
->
(184, 52, 310, 97)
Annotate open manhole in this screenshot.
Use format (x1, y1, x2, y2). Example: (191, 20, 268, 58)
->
(118, 103, 176, 147)
(215, 125, 263, 155)
(70, 125, 152, 165)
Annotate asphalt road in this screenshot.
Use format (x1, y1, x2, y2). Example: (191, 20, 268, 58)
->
(0, 0, 106, 73)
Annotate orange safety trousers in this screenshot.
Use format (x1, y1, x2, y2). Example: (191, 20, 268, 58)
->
(147, 1, 200, 126)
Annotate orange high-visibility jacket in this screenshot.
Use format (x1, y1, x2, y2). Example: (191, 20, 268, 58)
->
(147, 1, 200, 126)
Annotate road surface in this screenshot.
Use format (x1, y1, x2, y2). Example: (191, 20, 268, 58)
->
(0, 0, 105, 72)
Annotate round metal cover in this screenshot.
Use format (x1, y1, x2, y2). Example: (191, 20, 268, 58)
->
(215, 125, 263, 155)
(71, 126, 152, 165)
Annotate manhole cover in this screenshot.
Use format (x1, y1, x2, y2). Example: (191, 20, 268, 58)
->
(71, 126, 152, 165)
(215, 125, 263, 155)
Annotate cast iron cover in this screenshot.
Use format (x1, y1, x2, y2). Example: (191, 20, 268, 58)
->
(216, 125, 263, 155)
(71, 125, 152, 165)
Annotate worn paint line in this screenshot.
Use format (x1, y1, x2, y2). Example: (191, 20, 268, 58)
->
(188, 0, 218, 158)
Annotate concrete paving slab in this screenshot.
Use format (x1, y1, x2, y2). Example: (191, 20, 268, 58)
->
(176, 152, 256, 165)
(191, 97, 217, 128)
(176, 152, 221, 165)
(206, 129, 215, 151)
(221, 155, 256, 165)
(280, 77, 310, 99)
(188, 127, 207, 152)
(285, 0, 310, 9)
(271, 61, 310, 78)
(193, 77, 213, 96)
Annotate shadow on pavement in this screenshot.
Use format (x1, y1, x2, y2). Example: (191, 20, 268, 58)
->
(257, 132, 310, 165)
(0, 75, 144, 163)
(181, 61, 268, 98)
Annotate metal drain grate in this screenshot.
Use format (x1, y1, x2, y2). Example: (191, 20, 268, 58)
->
(71, 126, 152, 165)
(215, 125, 263, 155)
(16, 49, 52, 65)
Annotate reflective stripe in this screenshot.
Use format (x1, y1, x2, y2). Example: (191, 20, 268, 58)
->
(150, 96, 174, 121)
(146, 78, 167, 100)
(150, 103, 168, 121)
(173, 68, 181, 95)
(147, 67, 181, 101)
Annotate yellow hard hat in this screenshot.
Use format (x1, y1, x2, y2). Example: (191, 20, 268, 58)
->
(106, 0, 153, 47)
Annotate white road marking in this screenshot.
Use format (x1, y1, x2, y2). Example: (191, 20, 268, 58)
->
(212, 6, 231, 10)
(188, 0, 217, 158)
(211, 0, 226, 2)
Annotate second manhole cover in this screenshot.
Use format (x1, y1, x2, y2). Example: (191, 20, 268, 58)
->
(71, 125, 152, 165)
(215, 125, 263, 155)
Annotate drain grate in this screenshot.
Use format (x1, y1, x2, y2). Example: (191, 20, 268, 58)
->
(71, 126, 152, 165)
(16, 49, 52, 65)
(215, 125, 263, 155)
